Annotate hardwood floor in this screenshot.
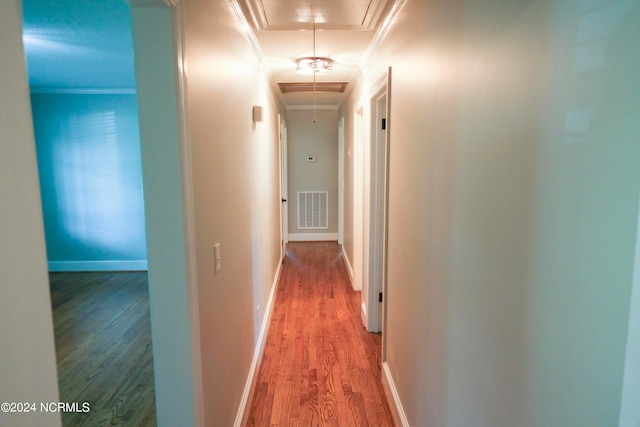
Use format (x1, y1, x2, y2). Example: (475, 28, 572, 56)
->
(49, 272, 156, 427)
(246, 242, 396, 426)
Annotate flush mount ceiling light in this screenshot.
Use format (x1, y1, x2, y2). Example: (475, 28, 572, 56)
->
(295, 56, 333, 74)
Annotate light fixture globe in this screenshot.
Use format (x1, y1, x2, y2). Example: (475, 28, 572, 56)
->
(295, 56, 334, 74)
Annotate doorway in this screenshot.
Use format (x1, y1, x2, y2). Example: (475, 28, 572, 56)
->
(364, 69, 391, 336)
(339, 117, 345, 245)
(279, 114, 289, 258)
(21, 0, 157, 423)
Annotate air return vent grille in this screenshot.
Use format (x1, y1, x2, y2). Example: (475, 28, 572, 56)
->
(297, 191, 328, 229)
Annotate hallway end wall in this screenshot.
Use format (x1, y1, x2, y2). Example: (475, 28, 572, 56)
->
(286, 108, 339, 240)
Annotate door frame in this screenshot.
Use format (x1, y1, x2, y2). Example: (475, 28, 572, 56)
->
(338, 117, 345, 245)
(363, 69, 391, 334)
(278, 114, 289, 258)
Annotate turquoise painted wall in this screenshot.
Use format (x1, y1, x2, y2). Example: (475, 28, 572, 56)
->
(31, 93, 147, 270)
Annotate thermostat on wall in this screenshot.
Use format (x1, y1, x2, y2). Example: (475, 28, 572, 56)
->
(306, 155, 316, 162)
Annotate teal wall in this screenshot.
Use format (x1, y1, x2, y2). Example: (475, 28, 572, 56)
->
(31, 93, 147, 271)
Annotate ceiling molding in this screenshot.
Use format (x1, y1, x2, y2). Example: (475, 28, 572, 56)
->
(278, 82, 348, 94)
(228, 0, 407, 107)
(227, 0, 265, 58)
(360, 0, 407, 66)
(228, 0, 290, 108)
(236, 0, 268, 29)
(29, 87, 137, 95)
(361, 0, 389, 30)
(237, 0, 396, 31)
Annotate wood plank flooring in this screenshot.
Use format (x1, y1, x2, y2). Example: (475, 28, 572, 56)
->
(49, 271, 156, 427)
(246, 242, 396, 426)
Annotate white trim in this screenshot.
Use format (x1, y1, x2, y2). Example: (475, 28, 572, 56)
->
(341, 0, 406, 106)
(363, 73, 389, 333)
(353, 102, 365, 316)
(227, 0, 264, 58)
(341, 247, 354, 286)
(279, 115, 289, 257)
(383, 362, 410, 427)
(48, 260, 148, 272)
(338, 117, 345, 245)
(227, 0, 285, 106)
(288, 233, 338, 242)
(29, 87, 136, 95)
(174, 1, 205, 425)
(234, 257, 284, 427)
(360, 0, 407, 70)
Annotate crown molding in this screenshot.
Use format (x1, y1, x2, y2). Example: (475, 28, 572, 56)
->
(235, 0, 394, 31)
(360, 0, 407, 67)
(29, 87, 136, 95)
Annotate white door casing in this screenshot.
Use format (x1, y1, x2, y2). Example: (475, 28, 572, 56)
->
(363, 69, 391, 334)
(279, 114, 289, 257)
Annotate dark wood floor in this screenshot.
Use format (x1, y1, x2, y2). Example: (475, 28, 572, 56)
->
(246, 242, 396, 426)
(49, 271, 156, 427)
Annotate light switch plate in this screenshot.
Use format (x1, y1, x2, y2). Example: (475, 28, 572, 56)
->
(214, 243, 221, 273)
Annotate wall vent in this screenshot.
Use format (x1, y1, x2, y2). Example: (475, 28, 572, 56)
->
(297, 191, 328, 229)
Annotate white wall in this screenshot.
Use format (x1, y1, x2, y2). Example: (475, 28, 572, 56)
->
(342, 101, 364, 292)
(0, 1, 61, 426)
(342, 0, 640, 425)
(286, 107, 339, 238)
(130, 4, 201, 426)
(181, 0, 284, 424)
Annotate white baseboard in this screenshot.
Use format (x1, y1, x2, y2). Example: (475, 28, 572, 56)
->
(341, 248, 354, 285)
(383, 361, 410, 427)
(234, 256, 283, 427)
(48, 260, 148, 272)
(288, 232, 338, 242)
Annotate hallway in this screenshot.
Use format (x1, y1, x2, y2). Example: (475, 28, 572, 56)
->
(246, 242, 395, 426)
(4, 0, 640, 425)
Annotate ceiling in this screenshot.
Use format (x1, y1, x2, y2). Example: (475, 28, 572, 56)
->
(21, 0, 136, 91)
(21, 0, 402, 105)
(234, 0, 402, 106)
